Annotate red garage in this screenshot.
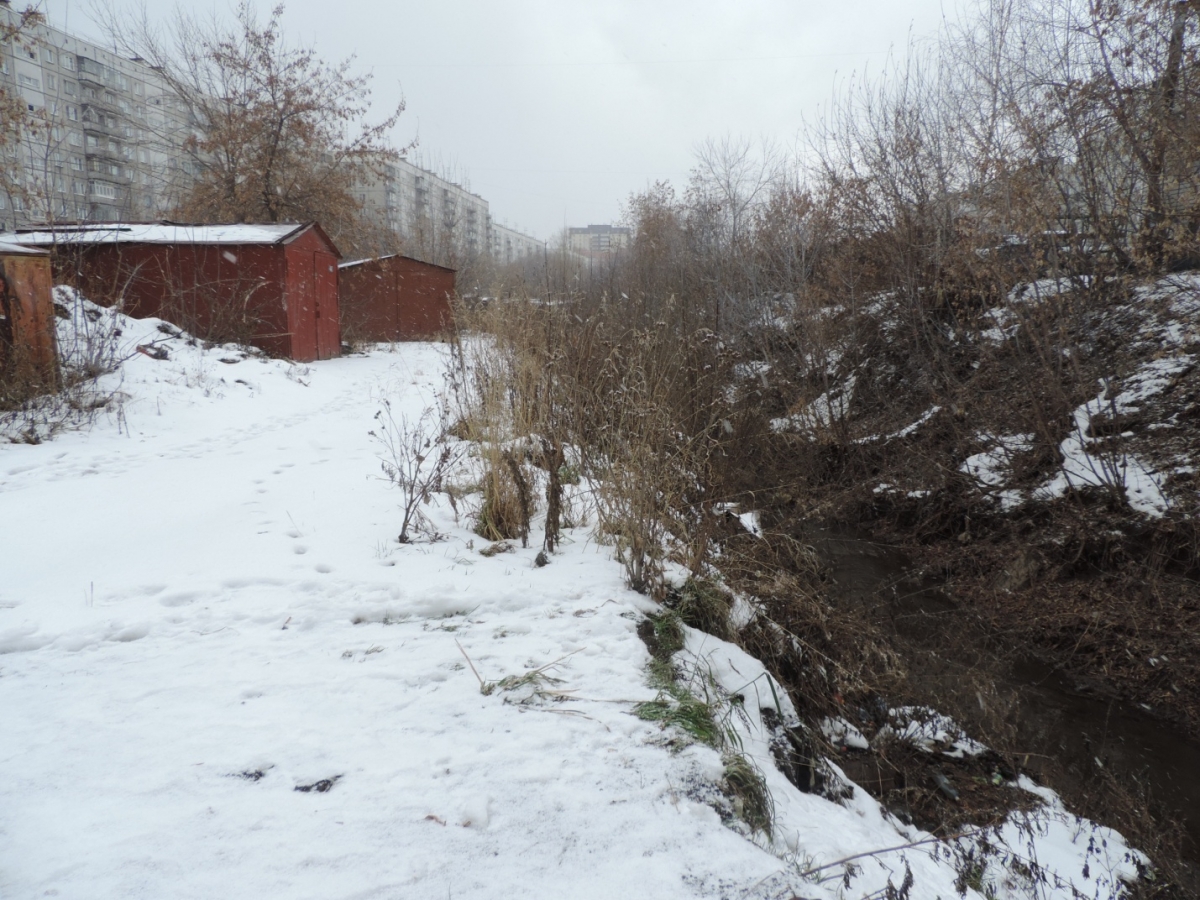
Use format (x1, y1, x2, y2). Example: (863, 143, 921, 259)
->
(338, 253, 456, 342)
(0, 222, 341, 362)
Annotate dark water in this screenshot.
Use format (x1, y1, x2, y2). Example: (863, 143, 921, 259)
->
(800, 526, 1200, 863)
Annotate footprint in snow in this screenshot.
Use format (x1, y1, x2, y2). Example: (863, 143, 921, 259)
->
(159, 592, 199, 607)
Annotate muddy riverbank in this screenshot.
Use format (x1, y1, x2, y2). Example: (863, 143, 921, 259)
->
(799, 524, 1200, 885)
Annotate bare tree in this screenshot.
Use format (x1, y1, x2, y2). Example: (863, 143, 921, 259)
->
(952, 0, 1200, 271)
(99, 1, 410, 256)
(0, 7, 53, 225)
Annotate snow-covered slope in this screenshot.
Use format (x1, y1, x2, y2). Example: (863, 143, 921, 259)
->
(0, 299, 1140, 899)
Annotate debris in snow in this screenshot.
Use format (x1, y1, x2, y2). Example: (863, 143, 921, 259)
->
(293, 776, 342, 793)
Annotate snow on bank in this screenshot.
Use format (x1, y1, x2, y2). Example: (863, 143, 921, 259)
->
(967, 274, 1200, 515)
(1, 299, 1141, 898)
(1034, 377, 1171, 516)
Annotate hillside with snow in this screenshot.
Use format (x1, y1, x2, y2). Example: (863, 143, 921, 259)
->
(0, 296, 1143, 899)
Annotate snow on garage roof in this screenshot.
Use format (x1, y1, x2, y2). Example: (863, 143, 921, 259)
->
(339, 253, 457, 273)
(0, 223, 313, 246)
(0, 240, 49, 256)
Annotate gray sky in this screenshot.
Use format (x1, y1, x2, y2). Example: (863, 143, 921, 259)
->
(40, 0, 954, 239)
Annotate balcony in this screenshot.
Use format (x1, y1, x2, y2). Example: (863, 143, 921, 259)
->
(76, 58, 115, 89)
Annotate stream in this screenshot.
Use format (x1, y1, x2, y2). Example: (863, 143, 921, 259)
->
(803, 527, 1200, 865)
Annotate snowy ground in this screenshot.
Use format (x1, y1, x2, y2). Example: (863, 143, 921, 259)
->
(0, 301, 1142, 899)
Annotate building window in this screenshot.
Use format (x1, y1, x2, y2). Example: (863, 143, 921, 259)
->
(62, 55, 75, 71)
(68, 131, 82, 147)
(42, 47, 56, 65)
(45, 74, 56, 91)
(66, 104, 77, 121)
(17, 73, 41, 89)
(70, 156, 83, 171)
(90, 181, 117, 199)
(64, 80, 76, 96)
(86, 134, 98, 148)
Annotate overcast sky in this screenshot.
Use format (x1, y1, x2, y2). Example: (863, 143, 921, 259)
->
(40, 0, 956, 240)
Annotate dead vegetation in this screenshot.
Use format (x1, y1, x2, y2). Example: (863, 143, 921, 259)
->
(439, 0, 1200, 890)
(1, 289, 129, 443)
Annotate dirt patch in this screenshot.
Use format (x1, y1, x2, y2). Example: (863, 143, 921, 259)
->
(836, 743, 1037, 834)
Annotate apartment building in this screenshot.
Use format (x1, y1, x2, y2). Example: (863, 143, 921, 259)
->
(0, 6, 543, 262)
(354, 155, 542, 267)
(492, 222, 544, 264)
(568, 224, 631, 256)
(0, 3, 193, 230)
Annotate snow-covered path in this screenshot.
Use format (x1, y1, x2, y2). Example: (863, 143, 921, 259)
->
(0, 314, 1141, 899)
(0, 337, 785, 899)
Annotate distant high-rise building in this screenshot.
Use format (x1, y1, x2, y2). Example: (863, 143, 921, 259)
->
(491, 222, 545, 264)
(568, 224, 631, 256)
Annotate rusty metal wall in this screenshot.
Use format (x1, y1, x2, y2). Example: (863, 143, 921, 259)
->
(283, 227, 341, 361)
(339, 255, 456, 342)
(0, 252, 58, 389)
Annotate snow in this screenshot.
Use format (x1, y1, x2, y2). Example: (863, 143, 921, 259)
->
(0, 296, 1143, 898)
(962, 434, 1034, 489)
(1110, 355, 1194, 411)
(1035, 378, 1170, 517)
(770, 373, 856, 434)
(887, 707, 988, 757)
(820, 717, 870, 751)
(853, 405, 943, 446)
(0, 222, 309, 246)
(736, 509, 763, 537)
(0, 240, 47, 256)
(982, 278, 1084, 344)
